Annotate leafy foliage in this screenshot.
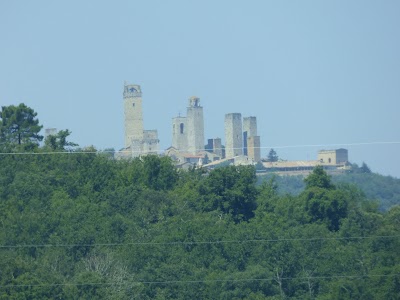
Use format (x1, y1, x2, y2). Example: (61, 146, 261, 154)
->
(259, 170, 400, 212)
(44, 129, 78, 151)
(266, 148, 279, 162)
(0, 152, 399, 299)
(0, 104, 398, 298)
(0, 103, 43, 150)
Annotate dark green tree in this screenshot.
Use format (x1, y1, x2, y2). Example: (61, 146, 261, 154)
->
(198, 165, 258, 222)
(44, 129, 78, 151)
(360, 162, 372, 173)
(301, 166, 349, 231)
(141, 155, 179, 190)
(0, 103, 43, 149)
(304, 165, 335, 190)
(267, 148, 278, 162)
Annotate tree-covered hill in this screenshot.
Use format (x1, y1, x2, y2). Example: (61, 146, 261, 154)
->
(258, 172, 400, 212)
(0, 151, 399, 299)
(1, 104, 399, 298)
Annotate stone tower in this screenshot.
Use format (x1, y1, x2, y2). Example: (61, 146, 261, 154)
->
(172, 116, 187, 151)
(124, 83, 143, 148)
(225, 113, 243, 158)
(123, 82, 159, 157)
(186, 96, 204, 154)
(243, 116, 257, 155)
(247, 136, 261, 162)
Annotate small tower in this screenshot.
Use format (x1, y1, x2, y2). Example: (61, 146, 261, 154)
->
(243, 116, 257, 156)
(225, 113, 243, 158)
(124, 83, 144, 148)
(172, 116, 188, 151)
(186, 96, 204, 155)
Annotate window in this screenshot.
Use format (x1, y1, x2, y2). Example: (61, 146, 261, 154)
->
(180, 123, 184, 134)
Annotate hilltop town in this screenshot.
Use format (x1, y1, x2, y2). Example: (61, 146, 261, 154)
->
(117, 82, 350, 174)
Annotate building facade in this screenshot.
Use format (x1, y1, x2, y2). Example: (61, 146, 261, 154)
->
(172, 116, 187, 151)
(243, 116, 257, 156)
(186, 96, 204, 154)
(247, 135, 261, 162)
(123, 82, 159, 157)
(224, 113, 243, 158)
(171, 96, 204, 155)
(206, 138, 223, 160)
(318, 148, 348, 165)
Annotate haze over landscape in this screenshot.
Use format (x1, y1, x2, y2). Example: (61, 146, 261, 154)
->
(1, 1, 399, 177)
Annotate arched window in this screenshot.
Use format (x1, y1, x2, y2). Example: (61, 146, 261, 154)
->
(180, 123, 184, 134)
(328, 158, 331, 163)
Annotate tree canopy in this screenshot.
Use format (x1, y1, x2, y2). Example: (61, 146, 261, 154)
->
(0, 153, 398, 299)
(0, 104, 399, 298)
(44, 129, 78, 151)
(266, 148, 278, 162)
(0, 103, 43, 150)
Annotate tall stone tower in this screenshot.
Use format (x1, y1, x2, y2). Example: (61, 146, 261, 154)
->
(172, 116, 187, 151)
(122, 82, 159, 157)
(243, 116, 257, 155)
(247, 136, 261, 162)
(225, 113, 243, 158)
(124, 83, 144, 148)
(186, 96, 204, 154)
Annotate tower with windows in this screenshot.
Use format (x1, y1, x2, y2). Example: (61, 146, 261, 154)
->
(186, 96, 204, 154)
(123, 82, 159, 157)
(124, 83, 144, 148)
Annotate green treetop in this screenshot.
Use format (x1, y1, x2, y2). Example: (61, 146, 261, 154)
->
(0, 103, 43, 150)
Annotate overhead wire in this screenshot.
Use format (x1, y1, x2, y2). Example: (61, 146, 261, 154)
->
(0, 141, 399, 155)
(0, 273, 398, 288)
(0, 235, 399, 249)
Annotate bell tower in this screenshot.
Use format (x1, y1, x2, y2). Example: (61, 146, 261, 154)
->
(123, 83, 144, 148)
(186, 96, 204, 154)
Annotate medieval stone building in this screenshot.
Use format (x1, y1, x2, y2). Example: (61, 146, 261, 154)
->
(123, 82, 159, 157)
(318, 148, 348, 165)
(224, 113, 243, 158)
(171, 96, 204, 155)
(224, 114, 261, 162)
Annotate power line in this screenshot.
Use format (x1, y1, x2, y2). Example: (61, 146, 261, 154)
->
(0, 273, 398, 288)
(1, 235, 399, 249)
(0, 141, 399, 156)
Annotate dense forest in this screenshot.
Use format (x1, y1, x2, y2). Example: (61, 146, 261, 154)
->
(0, 104, 399, 299)
(259, 171, 400, 212)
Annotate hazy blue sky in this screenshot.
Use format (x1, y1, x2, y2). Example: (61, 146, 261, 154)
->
(1, 1, 399, 177)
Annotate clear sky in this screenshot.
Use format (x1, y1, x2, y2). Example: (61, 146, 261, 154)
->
(1, 1, 399, 177)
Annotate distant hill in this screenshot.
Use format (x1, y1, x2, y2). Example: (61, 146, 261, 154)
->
(258, 172, 400, 211)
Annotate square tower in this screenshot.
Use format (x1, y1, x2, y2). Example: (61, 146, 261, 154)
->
(247, 136, 261, 162)
(124, 83, 144, 148)
(225, 113, 243, 158)
(318, 148, 348, 165)
(206, 138, 223, 159)
(172, 116, 188, 151)
(186, 96, 204, 155)
(243, 116, 257, 155)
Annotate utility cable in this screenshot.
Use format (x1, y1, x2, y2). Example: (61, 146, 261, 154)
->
(0, 273, 398, 288)
(0, 141, 399, 156)
(1, 235, 399, 249)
